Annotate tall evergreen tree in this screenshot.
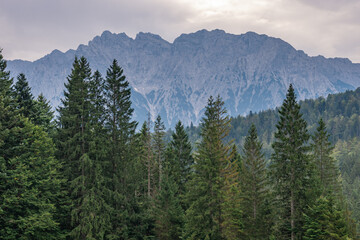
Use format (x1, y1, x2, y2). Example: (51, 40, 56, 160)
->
(13, 73, 35, 119)
(0, 50, 18, 229)
(57, 57, 109, 239)
(312, 118, 342, 196)
(125, 123, 156, 239)
(104, 59, 137, 239)
(241, 124, 271, 239)
(270, 84, 315, 240)
(221, 144, 243, 240)
(153, 115, 166, 191)
(153, 121, 193, 240)
(184, 95, 242, 240)
(167, 121, 193, 196)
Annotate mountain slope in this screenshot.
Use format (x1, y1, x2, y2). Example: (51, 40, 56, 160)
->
(7, 29, 360, 127)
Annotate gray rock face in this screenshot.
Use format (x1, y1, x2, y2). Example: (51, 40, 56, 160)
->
(6, 29, 360, 127)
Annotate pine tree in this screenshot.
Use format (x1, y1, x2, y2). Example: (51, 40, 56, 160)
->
(241, 124, 271, 239)
(57, 57, 110, 239)
(184, 95, 242, 240)
(270, 84, 315, 240)
(312, 118, 342, 196)
(104, 59, 137, 239)
(13, 73, 35, 119)
(303, 196, 350, 240)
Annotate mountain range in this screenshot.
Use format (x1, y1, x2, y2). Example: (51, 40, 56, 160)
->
(6, 29, 360, 127)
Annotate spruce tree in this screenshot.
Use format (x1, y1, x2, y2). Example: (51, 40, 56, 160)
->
(303, 196, 350, 240)
(32, 93, 55, 133)
(138, 117, 156, 198)
(153, 121, 193, 240)
(154, 169, 184, 240)
(104, 59, 137, 238)
(0, 49, 13, 96)
(13, 73, 35, 119)
(0, 50, 18, 233)
(312, 118, 342, 196)
(1, 50, 63, 239)
(57, 57, 110, 239)
(184, 95, 242, 240)
(0, 48, 16, 145)
(241, 124, 271, 239)
(126, 123, 156, 239)
(221, 144, 243, 240)
(270, 84, 314, 240)
(153, 115, 166, 191)
(167, 121, 193, 196)
(0, 119, 64, 239)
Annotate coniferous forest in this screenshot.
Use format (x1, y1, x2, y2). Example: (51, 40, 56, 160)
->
(1, 48, 360, 239)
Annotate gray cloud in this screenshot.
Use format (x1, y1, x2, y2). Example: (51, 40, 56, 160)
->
(1, 0, 360, 63)
(0, 0, 193, 60)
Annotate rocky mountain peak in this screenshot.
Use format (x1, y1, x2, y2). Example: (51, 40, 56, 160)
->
(6, 30, 360, 128)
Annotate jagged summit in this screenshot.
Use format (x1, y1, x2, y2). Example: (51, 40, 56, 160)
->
(6, 30, 360, 127)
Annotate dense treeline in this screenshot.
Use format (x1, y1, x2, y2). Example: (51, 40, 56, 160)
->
(223, 87, 360, 152)
(0, 49, 358, 239)
(185, 85, 360, 234)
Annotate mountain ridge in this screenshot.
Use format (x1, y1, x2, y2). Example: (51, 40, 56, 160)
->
(6, 29, 360, 127)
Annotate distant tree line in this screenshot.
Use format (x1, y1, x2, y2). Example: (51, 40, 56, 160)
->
(0, 48, 358, 239)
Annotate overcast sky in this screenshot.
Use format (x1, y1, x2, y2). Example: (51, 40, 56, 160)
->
(1, 0, 360, 62)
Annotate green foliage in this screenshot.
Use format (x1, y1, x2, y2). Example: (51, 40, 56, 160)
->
(2, 45, 360, 239)
(153, 115, 166, 191)
(167, 120, 193, 209)
(13, 73, 35, 119)
(0, 49, 13, 95)
(333, 138, 360, 238)
(187, 87, 360, 158)
(312, 118, 342, 197)
(57, 56, 110, 239)
(0, 118, 63, 239)
(104, 59, 138, 239)
(154, 174, 184, 240)
(126, 126, 156, 239)
(32, 93, 56, 133)
(184, 96, 242, 240)
(270, 84, 315, 239)
(303, 196, 350, 240)
(168, 121, 193, 188)
(241, 124, 272, 239)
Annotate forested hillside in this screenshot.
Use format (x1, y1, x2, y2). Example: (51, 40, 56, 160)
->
(226, 87, 360, 147)
(186, 86, 360, 236)
(1, 48, 359, 239)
